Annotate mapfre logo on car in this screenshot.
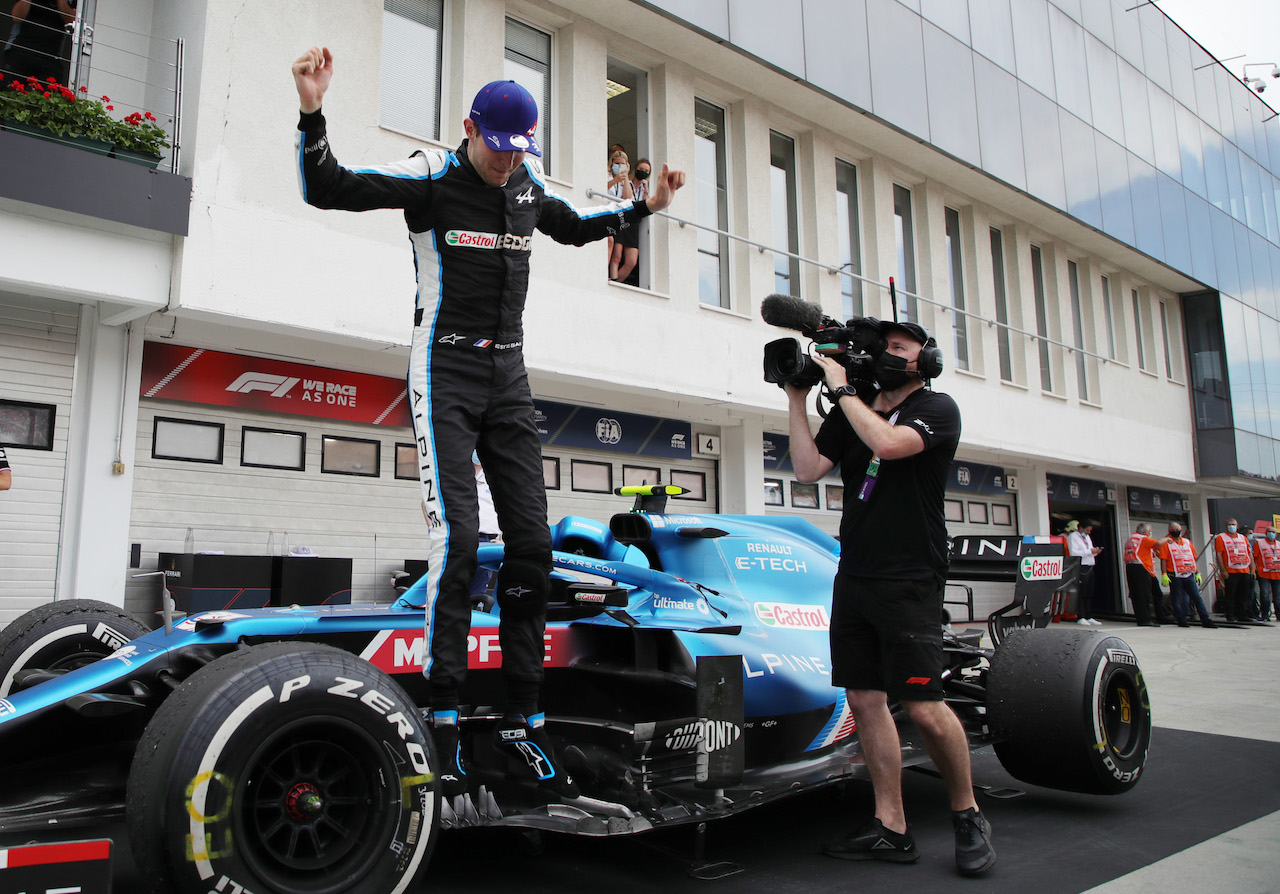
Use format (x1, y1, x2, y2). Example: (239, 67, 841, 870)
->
(1020, 555, 1064, 580)
(754, 601, 830, 630)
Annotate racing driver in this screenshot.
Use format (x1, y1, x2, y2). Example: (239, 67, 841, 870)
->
(291, 46, 685, 799)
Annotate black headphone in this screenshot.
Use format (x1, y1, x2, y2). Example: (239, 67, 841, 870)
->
(882, 321, 944, 380)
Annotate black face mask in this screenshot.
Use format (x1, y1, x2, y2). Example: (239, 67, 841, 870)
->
(873, 352, 914, 391)
(635, 169, 650, 180)
(1169, 531, 1182, 539)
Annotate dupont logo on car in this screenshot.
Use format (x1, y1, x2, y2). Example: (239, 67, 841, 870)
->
(664, 719, 742, 752)
(1020, 555, 1064, 580)
(754, 602, 830, 631)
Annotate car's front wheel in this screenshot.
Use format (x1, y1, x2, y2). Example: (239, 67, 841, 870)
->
(0, 598, 149, 696)
(986, 628, 1151, 795)
(127, 642, 439, 894)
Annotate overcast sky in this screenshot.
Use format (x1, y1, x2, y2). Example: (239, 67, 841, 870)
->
(1155, 0, 1280, 112)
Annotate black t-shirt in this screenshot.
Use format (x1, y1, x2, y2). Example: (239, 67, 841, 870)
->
(814, 387, 961, 581)
(0, 447, 8, 473)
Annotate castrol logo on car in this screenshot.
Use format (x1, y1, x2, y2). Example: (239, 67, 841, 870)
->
(754, 601, 830, 630)
(1020, 555, 1064, 580)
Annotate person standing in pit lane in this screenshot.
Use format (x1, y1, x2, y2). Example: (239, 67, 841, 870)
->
(1253, 527, 1280, 622)
(785, 320, 995, 878)
(1160, 524, 1214, 628)
(1213, 519, 1254, 623)
(291, 46, 685, 800)
(1124, 522, 1164, 626)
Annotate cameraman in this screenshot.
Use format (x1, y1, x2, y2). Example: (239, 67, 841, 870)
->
(785, 321, 994, 877)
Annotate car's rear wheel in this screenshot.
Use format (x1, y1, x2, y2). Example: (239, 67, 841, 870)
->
(127, 642, 439, 894)
(0, 599, 150, 696)
(986, 628, 1151, 795)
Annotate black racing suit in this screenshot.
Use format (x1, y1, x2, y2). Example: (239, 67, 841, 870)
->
(296, 110, 649, 711)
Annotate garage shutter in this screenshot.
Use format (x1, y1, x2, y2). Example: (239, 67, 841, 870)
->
(0, 296, 79, 624)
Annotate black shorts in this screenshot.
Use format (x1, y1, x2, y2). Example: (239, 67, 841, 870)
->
(829, 573, 946, 701)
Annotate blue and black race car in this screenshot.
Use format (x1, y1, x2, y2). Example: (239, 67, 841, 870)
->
(0, 486, 1151, 894)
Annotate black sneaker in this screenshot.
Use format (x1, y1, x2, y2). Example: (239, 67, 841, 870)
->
(822, 818, 919, 863)
(952, 807, 996, 877)
(428, 710, 468, 798)
(493, 713, 579, 798)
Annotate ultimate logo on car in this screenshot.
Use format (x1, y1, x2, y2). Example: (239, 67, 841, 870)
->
(754, 601, 830, 630)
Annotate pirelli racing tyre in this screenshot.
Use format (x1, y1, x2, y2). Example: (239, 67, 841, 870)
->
(0, 598, 149, 697)
(127, 642, 439, 894)
(986, 628, 1151, 795)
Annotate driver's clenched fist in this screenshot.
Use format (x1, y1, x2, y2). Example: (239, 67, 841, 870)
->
(292, 46, 333, 114)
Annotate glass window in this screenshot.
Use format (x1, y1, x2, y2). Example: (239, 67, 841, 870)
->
(894, 184, 918, 322)
(770, 131, 800, 297)
(1031, 245, 1053, 393)
(505, 18, 551, 172)
(825, 485, 844, 512)
(395, 443, 418, 480)
(967, 502, 989, 524)
(1160, 300, 1175, 380)
(944, 498, 964, 523)
(242, 427, 305, 471)
(321, 436, 380, 477)
(153, 417, 223, 464)
(1068, 260, 1089, 401)
(944, 206, 968, 371)
(623, 465, 661, 487)
(1048, 7, 1090, 121)
(671, 470, 706, 500)
(543, 456, 560, 489)
(694, 98, 730, 308)
(835, 159, 863, 318)
(992, 504, 1013, 526)
(571, 460, 612, 493)
(990, 227, 1013, 382)
(0, 399, 55, 450)
(381, 0, 444, 141)
(1132, 289, 1149, 372)
(791, 482, 819, 509)
(764, 478, 784, 506)
(1101, 275, 1117, 360)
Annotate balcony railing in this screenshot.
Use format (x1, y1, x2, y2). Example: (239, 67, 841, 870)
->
(1, 10, 183, 172)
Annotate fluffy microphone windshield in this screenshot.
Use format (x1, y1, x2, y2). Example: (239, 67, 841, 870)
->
(760, 293, 827, 332)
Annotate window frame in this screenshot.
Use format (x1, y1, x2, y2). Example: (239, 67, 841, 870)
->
(380, 0, 445, 142)
(944, 206, 969, 371)
(835, 158, 863, 319)
(0, 398, 56, 451)
(769, 129, 801, 297)
(1030, 244, 1053, 393)
(240, 426, 306, 472)
(990, 227, 1014, 382)
(395, 442, 419, 481)
(570, 459, 613, 494)
(152, 416, 225, 465)
(694, 97, 731, 308)
(320, 435, 382, 478)
(505, 16, 553, 175)
(893, 183, 918, 322)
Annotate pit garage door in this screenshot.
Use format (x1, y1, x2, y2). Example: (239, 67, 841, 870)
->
(0, 295, 78, 625)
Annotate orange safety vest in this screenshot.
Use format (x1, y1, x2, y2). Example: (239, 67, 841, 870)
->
(1124, 533, 1158, 574)
(1215, 532, 1251, 572)
(1254, 539, 1280, 580)
(1162, 537, 1197, 575)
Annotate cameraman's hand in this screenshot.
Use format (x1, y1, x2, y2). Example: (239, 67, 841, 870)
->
(811, 352, 848, 392)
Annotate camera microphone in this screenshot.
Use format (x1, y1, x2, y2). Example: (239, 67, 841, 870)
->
(761, 294, 828, 333)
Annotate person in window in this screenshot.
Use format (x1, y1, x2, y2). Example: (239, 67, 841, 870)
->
(606, 148, 639, 282)
(0, 446, 11, 491)
(2, 0, 74, 85)
(292, 46, 685, 802)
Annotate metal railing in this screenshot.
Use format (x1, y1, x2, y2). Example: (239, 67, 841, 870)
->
(585, 187, 1118, 366)
(2, 11, 182, 173)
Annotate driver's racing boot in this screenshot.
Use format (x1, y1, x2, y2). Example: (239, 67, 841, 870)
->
(494, 712, 580, 799)
(428, 709, 468, 798)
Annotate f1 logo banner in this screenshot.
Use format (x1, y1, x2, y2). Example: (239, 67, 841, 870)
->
(140, 342, 412, 427)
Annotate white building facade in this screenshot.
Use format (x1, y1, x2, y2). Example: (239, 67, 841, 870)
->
(1, 0, 1277, 624)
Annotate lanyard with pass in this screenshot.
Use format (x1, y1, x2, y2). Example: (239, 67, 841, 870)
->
(856, 410, 900, 502)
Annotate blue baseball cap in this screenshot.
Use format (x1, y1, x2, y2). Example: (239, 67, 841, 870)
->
(469, 80, 541, 156)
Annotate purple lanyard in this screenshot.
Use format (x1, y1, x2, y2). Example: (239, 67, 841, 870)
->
(856, 410, 899, 503)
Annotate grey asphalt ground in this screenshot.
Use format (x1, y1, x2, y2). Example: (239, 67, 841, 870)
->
(1079, 618, 1280, 893)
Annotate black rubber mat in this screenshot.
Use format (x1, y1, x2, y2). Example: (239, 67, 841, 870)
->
(6, 728, 1278, 892)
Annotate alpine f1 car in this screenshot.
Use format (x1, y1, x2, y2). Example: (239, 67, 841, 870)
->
(0, 486, 1151, 894)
